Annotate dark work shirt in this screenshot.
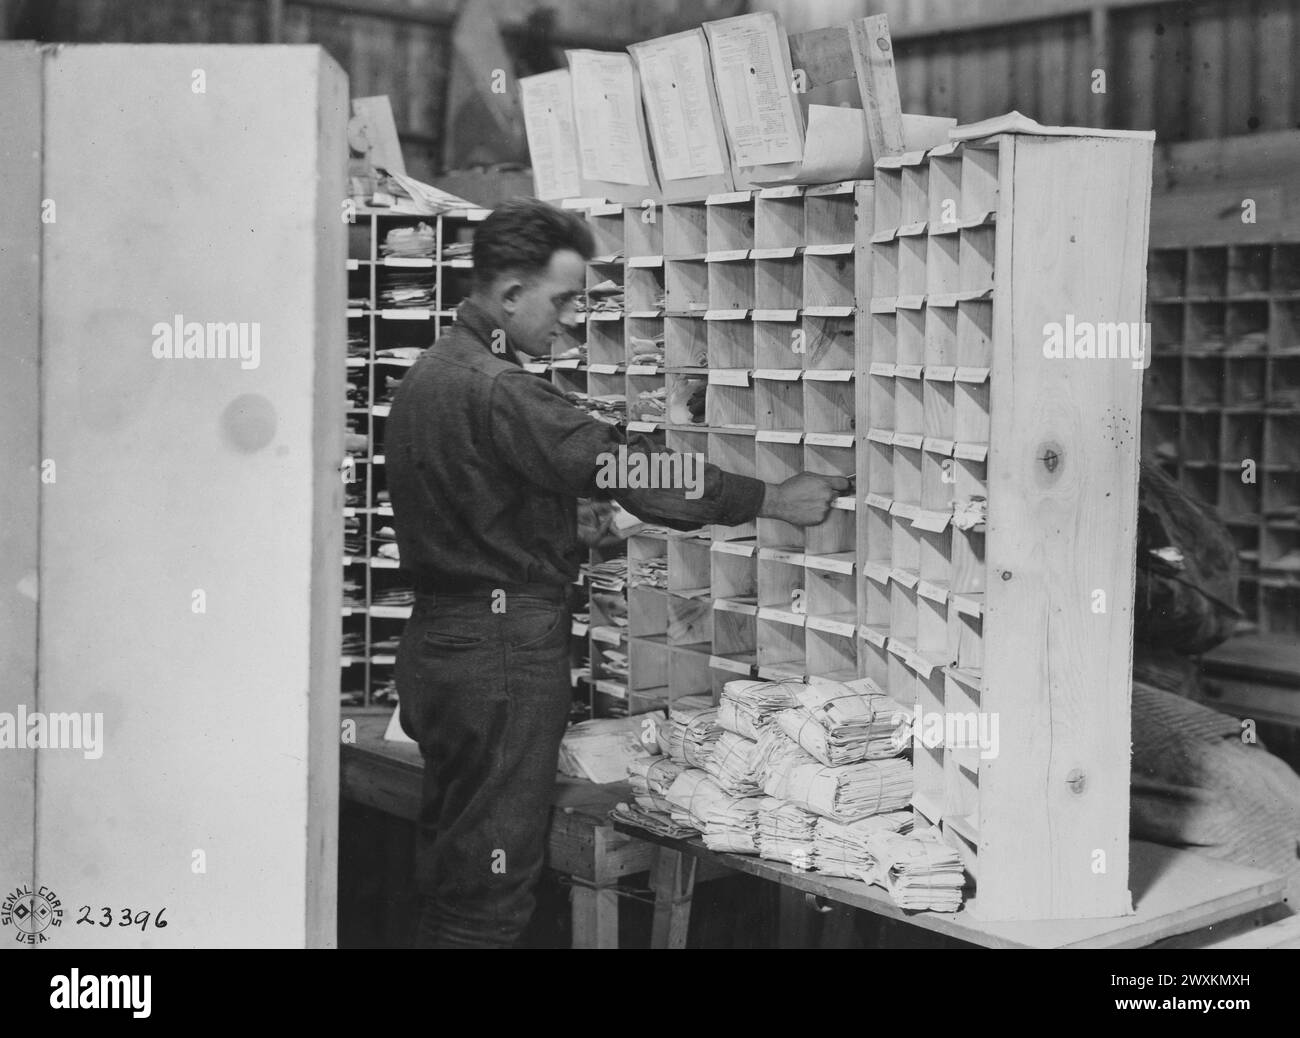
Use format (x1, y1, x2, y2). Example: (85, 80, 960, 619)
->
(385, 299, 766, 592)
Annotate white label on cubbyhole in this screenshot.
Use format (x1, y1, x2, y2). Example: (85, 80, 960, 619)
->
(627, 421, 659, 432)
(804, 242, 854, 256)
(750, 249, 798, 261)
(803, 369, 853, 382)
(704, 309, 748, 321)
(954, 442, 989, 462)
(628, 255, 664, 267)
(805, 432, 854, 448)
(866, 429, 894, 445)
(756, 430, 802, 443)
(889, 568, 919, 589)
(894, 363, 924, 379)
(806, 616, 855, 637)
(917, 580, 949, 605)
(892, 433, 924, 450)
(627, 364, 659, 375)
(804, 553, 854, 573)
(753, 368, 801, 380)
(714, 599, 757, 615)
(758, 548, 805, 565)
(751, 307, 799, 320)
(910, 509, 952, 533)
(711, 541, 755, 557)
(708, 369, 750, 386)
(865, 493, 892, 512)
(869, 362, 896, 377)
(759, 608, 806, 627)
(924, 366, 957, 382)
(710, 655, 752, 674)
(588, 363, 620, 374)
(859, 624, 889, 648)
(862, 560, 892, 585)
(923, 437, 955, 456)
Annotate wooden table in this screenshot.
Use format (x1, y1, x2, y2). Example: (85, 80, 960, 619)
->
(339, 712, 654, 948)
(614, 824, 1289, 950)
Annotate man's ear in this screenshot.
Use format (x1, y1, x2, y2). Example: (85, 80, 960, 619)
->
(498, 276, 526, 314)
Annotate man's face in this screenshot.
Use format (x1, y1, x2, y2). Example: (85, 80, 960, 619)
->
(501, 249, 586, 358)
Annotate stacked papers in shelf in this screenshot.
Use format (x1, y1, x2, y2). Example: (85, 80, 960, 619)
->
(703, 731, 763, 797)
(811, 812, 913, 879)
(380, 222, 437, 258)
(757, 801, 819, 870)
(718, 679, 799, 741)
(757, 729, 912, 822)
(665, 769, 774, 854)
(774, 679, 907, 766)
(864, 830, 966, 912)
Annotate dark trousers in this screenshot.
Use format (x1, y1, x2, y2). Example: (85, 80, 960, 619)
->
(396, 589, 571, 948)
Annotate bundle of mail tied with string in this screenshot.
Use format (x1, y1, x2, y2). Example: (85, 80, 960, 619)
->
(665, 769, 778, 854)
(773, 678, 908, 766)
(862, 830, 965, 912)
(660, 695, 721, 768)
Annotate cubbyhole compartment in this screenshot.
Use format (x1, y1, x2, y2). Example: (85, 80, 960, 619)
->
(756, 617, 806, 679)
(626, 205, 664, 259)
(893, 441, 923, 505)
(1144, 355, 1182, 407)
(754, 373, 803, 431)
(549, 364, 588, 400)
(958, 225, 996, 294)
(917, 588, 948, 657)
(894, 371, 925, 437)
(1184, 356, 1223, 406)
(806, 506, 856, 557)
(805, 188, 856, 247)
(1224, 412, 1264, 464)
(1229, 522, 1260, 563)
(713, 599, 757, 662)
(918, 523, 951, 582)
(1142, 409, 1180, 465)
(1183, 464, 1219, 507)
(804, 253, 855, 309)
(668, 594, 713, 650)
(665, 202, 707, 257)
(1238, 577, 1261, 626)
(928, 153, 962, 230)
(665, 315, 709, 369)
(1147, 249, 1187, 299)
(804, 440, 855, 483)
(897, 306, 926, 368)
(625, 265, 666, 313)
(1228, 300, 1270, 352)
(758, 553, 805, 614)
(803, 314, 855, 370)
(627, 317, 665, 371)
(665, 372, 708, 427)
(587, 209, 625, 260)
(922, 444, 955, 513)
(956, 298, 992, 369)
(927, 232, 960, 297)
(628, 585, 669, 638)
(873, 167, 903, 231)
(585, 369, 627, 421)
(711, 544, 757, 604)
(755, 190, 805, 250)
(865, 438, 894, 500)
(628, 637, 669, 701)
(805, 563, 856, 622)
(954, 375, 990, 446)
(862, 554, 891, 623)
(804, 378, 855, 434)
(1274, 300, 1300, 352)
(668, 535, 712, 596)
(707, 197, 755, 253)
(1186, 302, 1226, 349)
(867, 372, 895, 433)
(901, 163, 929, 227)
(1229, 244, 1271, 295)
(585, 318, 625, 369)
(960, 144, 999, 219)
(898, 235, 928, 298)
(1148, 302, 1184, 351)
(707, 318, 753, 369)
(754, 317, 803, 370)
(627, 371, 667, 425)
(756, 440, 805, 550)
(1272, 245, 1300, 293)
(669, 647, 714, 704)
(1261, 526, 1300, 572)
(665, 258, 708, 313)
(1263, 469, 1300, 519)
(870, 310, 898, 367)
(709, 428, 756, 483)
(629, 534, 669, 590)
(923, 373, 957, 442)
(1183, 412, 1221, 464)
(1267, 414, 1300, 469)
(951, 527, 986, 596)
(708, 258, 755, 310)
(1187, 246, 1228, 297)
(1269, 356, 1300, 407)
(1261, 584, 1300, 637)
(806, 626, 858, 683)
(666, 426, 708, 460)
(755, 256, 802, 311)
(948, 606, 984, 673)
(1218, 467, 1261, 521)
(859, 628, 890, 690)
(890, 574, 919, 645)
(704, 376, 754, 430)
(872, 239, 899, 299)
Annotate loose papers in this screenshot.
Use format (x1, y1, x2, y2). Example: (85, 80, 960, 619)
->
(629, 29, 728, 184)
(567, 49, 653, 188)
(520, 69, 582, 201)
(703, 13, 804, 170)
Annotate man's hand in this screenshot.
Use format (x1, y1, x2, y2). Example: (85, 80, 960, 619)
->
(577, 498, 623, 547)
(759, 473, 850, 527)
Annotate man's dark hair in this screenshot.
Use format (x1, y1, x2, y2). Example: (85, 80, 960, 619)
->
(471, 197, 595, 290)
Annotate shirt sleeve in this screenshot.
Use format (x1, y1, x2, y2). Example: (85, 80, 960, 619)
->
(488, 366, 766, 528)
